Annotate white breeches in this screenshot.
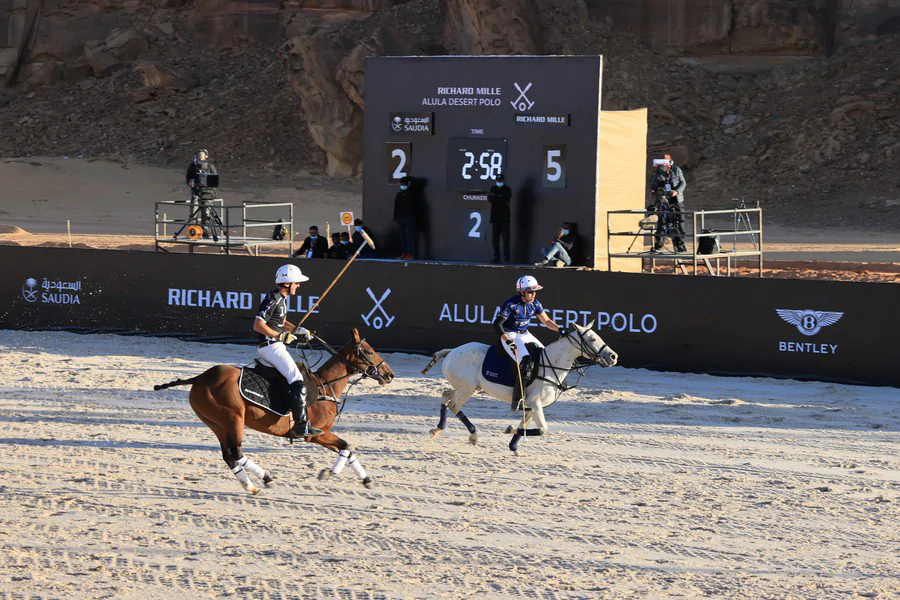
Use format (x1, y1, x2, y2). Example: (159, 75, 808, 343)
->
(501, 331, 543, 364)
(256, 342, 302, 384)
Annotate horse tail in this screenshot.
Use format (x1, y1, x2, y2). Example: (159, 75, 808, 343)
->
(153, 376, 200, 391)
(421, 349, 452, 376)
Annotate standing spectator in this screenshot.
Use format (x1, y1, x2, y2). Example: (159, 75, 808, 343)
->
(535, 222, 576, 267)
(393, 176, 419, 259)
(292, 225, 328, 259)
(488, 173, 511, 264)
(329, 232, 340, 249)
(649, 152, 687, 253)
(353, 218, 377, 258)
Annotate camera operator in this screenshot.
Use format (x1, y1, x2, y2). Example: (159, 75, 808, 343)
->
(185, 149, 219, 234)
(649, 153, 687, 253)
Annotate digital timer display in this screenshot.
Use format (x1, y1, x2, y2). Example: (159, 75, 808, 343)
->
(446, 138, 507, 190)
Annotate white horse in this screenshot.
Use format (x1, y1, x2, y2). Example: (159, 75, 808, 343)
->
(421, 322, 618, 452)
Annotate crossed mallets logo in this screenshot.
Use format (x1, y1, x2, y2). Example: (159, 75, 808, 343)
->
(510, 82, 535, 112)
(361, 287, 395, 330)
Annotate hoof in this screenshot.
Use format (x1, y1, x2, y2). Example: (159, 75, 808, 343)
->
(511, 449, 519, 456)
(429, 428, 443, 438)
(263, 474, 275, 487)
(468, 433, 478, 446)
(318, 469, 333, 481)
(362, 476, 374, 489)
(249, 486, 261, 495)
(504, 426, 515, 434)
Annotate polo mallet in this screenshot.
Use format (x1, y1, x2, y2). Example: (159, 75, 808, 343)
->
(296, 229, 375, 328)
(510, 343, 527, 436)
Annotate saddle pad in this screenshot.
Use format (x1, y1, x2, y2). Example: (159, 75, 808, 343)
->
(239, 366, 292, 416)
(481, 344, 542, 387)
(238, 361, 320, 416)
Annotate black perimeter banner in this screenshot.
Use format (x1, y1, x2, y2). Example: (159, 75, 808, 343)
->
(1, 246, 897, 387)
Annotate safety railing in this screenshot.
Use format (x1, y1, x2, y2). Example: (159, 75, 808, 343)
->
(606, 206, 763, 277)
(154, 200, 294, 256)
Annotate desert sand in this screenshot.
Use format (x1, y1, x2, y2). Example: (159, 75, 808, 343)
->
(0, 330, 897, 598)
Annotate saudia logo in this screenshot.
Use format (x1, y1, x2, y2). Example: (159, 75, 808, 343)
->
(22, 277, 83, 305)
(775, 308, 843, 355)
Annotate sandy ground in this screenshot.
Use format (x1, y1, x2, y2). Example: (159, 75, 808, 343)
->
(0, 330, 897, 598)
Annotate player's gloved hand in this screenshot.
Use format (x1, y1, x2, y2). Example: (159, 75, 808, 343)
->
(558, 328, 569, 337)
(294, 326, 312, 341)
(277, 331, 296, 345)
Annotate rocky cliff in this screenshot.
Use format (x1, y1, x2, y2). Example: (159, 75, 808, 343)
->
(1, 0, 899, 226)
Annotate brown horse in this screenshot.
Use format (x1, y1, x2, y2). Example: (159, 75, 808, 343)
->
(153, 328, 394, 494)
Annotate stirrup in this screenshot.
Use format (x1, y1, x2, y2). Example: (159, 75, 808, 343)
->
(292, 421, 323, 438)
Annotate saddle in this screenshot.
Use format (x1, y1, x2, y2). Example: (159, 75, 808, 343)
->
(481, 342, 542, 388)
(238, 360, 321, 416)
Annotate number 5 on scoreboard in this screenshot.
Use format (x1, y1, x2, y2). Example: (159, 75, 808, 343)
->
(387, 142, 412, 183)
(543, 145, 567, 188)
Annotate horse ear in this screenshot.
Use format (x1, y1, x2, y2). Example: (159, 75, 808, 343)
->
(352, 327, 361, 342)
(586, 320, 595, 330)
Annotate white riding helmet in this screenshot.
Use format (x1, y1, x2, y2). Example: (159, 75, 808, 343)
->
(516, 275, 543, 293)
(275, 264, 309, 285)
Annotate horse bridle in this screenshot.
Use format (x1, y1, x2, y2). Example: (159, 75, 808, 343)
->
(308, 334, 386, 386)
(563, 327, 613, 367)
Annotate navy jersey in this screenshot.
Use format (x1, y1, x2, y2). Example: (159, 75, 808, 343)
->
(497, 295, 544, 333)
(256, 289, 287, 342)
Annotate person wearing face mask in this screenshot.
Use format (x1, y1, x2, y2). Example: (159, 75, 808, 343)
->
(292, 225, 328, 259)
(535, 222, 576, 267)
(329, 231, 352, 259)
(393, 175, 419, 260)
(488, 173, 512, 264)
(352, 218, 377, 258)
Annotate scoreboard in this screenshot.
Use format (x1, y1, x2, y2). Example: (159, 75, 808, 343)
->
(363, 56, 605, 265)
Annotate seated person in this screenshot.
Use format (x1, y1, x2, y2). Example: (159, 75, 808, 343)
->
(293, 225, 328, 259)
(352, 218, 377, 258)
(329, 232, 353, 259)
(535, 222, 575, 267)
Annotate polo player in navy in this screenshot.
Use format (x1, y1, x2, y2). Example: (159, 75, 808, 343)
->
(492, 275, 565, 409)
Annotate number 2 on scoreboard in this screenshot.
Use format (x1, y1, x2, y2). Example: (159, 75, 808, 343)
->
(387, 142, 412, 183)
(468, 212, 483, 239)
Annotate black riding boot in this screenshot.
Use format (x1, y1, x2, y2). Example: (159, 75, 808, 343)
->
(288, 381, 323, 437)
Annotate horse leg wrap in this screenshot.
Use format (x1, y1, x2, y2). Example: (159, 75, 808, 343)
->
(509, 432, 523, 452)
(243, 458, 266, 480)
(456, 410, 476, 434)
(231, 458, 255, 490)
(331, 449, 351, 475)
(437, 404, 449, 430)
(516, 428, 543, 437)
(348, 454, 367, 480)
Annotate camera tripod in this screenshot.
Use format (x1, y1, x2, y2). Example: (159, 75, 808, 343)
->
(172, 192, 224, 242)
(732, 196, 759, 250)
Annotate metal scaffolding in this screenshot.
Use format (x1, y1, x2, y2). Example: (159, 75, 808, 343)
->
(607, 205, 764, 277)
(154, 200, 295, 256)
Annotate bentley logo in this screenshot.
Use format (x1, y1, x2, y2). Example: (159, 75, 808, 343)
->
(22, 278, 39, 303)
(776, 309, 843, 336)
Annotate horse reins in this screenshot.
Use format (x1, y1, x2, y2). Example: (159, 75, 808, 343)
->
(531, 329, 611, 404)
(299, 333, 386, 420)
